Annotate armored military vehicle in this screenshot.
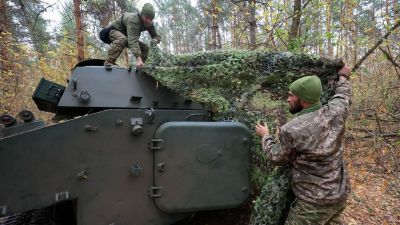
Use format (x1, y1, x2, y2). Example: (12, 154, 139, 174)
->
(0, 60, 251, 225)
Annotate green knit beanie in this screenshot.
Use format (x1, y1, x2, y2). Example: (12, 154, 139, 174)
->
(141, 3, 155, 19)
(289, 75, 322, 104)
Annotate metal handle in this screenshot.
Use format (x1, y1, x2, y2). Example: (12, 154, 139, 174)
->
(186, 113, 208, 121)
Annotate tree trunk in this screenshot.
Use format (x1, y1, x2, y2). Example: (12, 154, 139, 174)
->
(283, 0, 290, 31)
(319, 15, 322, 55)
(0, 0, 15, 113)
(231, 5, 238, 48)
(288, 0, 302, 50)
(345, 0, 357, 67)
(326, 0, 333, 56)
(249, 0, 256, 49)
(385, 0, 390, 29)
(98, 0, 112, 27)
(217, 28, 222, 49)
(73, 0, 85, 62)
(0, 0, 9, 71)
(211, 0, 218, 50)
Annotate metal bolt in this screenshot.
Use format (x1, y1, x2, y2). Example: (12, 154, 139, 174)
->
(130, 164, 143, 177)
(131, 125, 143, 136)
(18, 110, 34, 122)
(115, 119, 123, 126)
(0, 114, 16, 127)
(79, 91, 91, 104)
(242, 137, 249, 144)
(77, 170, 89, 181)
(157, 162, 166, 172)
(241, 186, 248, 193)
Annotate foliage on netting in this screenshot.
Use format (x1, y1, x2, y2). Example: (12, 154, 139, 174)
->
(143, 45, 343, 114)
(142, 45, 344, 225)
(250, 166, 294, 225)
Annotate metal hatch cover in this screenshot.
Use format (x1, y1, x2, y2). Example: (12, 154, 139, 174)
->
(153, 121, 251, 213)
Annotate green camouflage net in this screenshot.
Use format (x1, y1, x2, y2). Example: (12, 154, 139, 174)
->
(250, 166, 294, 225)
(143, 45, 343, 113)
(142, 45, 344, 225)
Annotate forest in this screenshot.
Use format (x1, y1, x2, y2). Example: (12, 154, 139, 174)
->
(0, 0, 400, 224)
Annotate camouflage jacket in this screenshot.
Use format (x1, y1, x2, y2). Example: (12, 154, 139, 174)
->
(262, 77, 351, 206)
(111, 13, 160, 58)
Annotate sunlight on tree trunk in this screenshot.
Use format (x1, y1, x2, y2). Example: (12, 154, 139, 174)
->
(211, 0, 218, 50)
(288, 0, 302, 51)
(73, 0, 85, 62)
(249, 0, 257, 49)
(326, 0, 333, 56)
(0, 0, 12, 113)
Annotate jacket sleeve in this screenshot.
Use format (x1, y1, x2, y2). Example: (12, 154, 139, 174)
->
(262, 128, 294, 166)
(327, 77, 352, 112)
(126, 19, 141, 58)
(148, 24, 160, 40)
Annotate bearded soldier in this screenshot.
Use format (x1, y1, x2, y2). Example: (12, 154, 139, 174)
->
(255, 65, 352, 225)
(100, 3, 161, 68)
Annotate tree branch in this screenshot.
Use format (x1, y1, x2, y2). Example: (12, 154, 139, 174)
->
(379, 46, 400, 79)
(352, 19, 400, 72)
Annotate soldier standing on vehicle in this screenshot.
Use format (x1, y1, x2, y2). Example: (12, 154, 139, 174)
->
(99, 3, 161, 68)
(255, 65, 352, 225)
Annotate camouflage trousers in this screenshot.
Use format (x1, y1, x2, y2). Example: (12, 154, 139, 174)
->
(105, 29, 149, 65)
(285, 198, 346, 225)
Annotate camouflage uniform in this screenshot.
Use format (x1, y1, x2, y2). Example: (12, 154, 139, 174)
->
(285, 198, 346, 225)
(262, 77, 352, 224)
(105, 13, 160, 64)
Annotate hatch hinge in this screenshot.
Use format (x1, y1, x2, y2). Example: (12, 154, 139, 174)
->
(149, 186, 163, 198)
(149, 139, 164, 151)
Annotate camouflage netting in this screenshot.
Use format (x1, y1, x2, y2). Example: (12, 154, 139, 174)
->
(142, 45, 344, 225)
(143, 45, 343, 112)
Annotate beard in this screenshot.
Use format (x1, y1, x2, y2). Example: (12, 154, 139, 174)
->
(289, 99, 303, 114)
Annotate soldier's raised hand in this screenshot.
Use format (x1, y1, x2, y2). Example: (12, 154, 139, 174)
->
(255, 122, 269, 137)
(338, 64, 351, 78)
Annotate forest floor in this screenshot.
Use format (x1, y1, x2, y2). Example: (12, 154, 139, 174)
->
(341, 118, 400, 225)
(175, 118, 400, 225)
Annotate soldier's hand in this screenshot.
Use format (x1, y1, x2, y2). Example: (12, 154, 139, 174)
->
(255, 122, 269, 137)
(136, 57, 144, 69)
(338, 64, 351, 78)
